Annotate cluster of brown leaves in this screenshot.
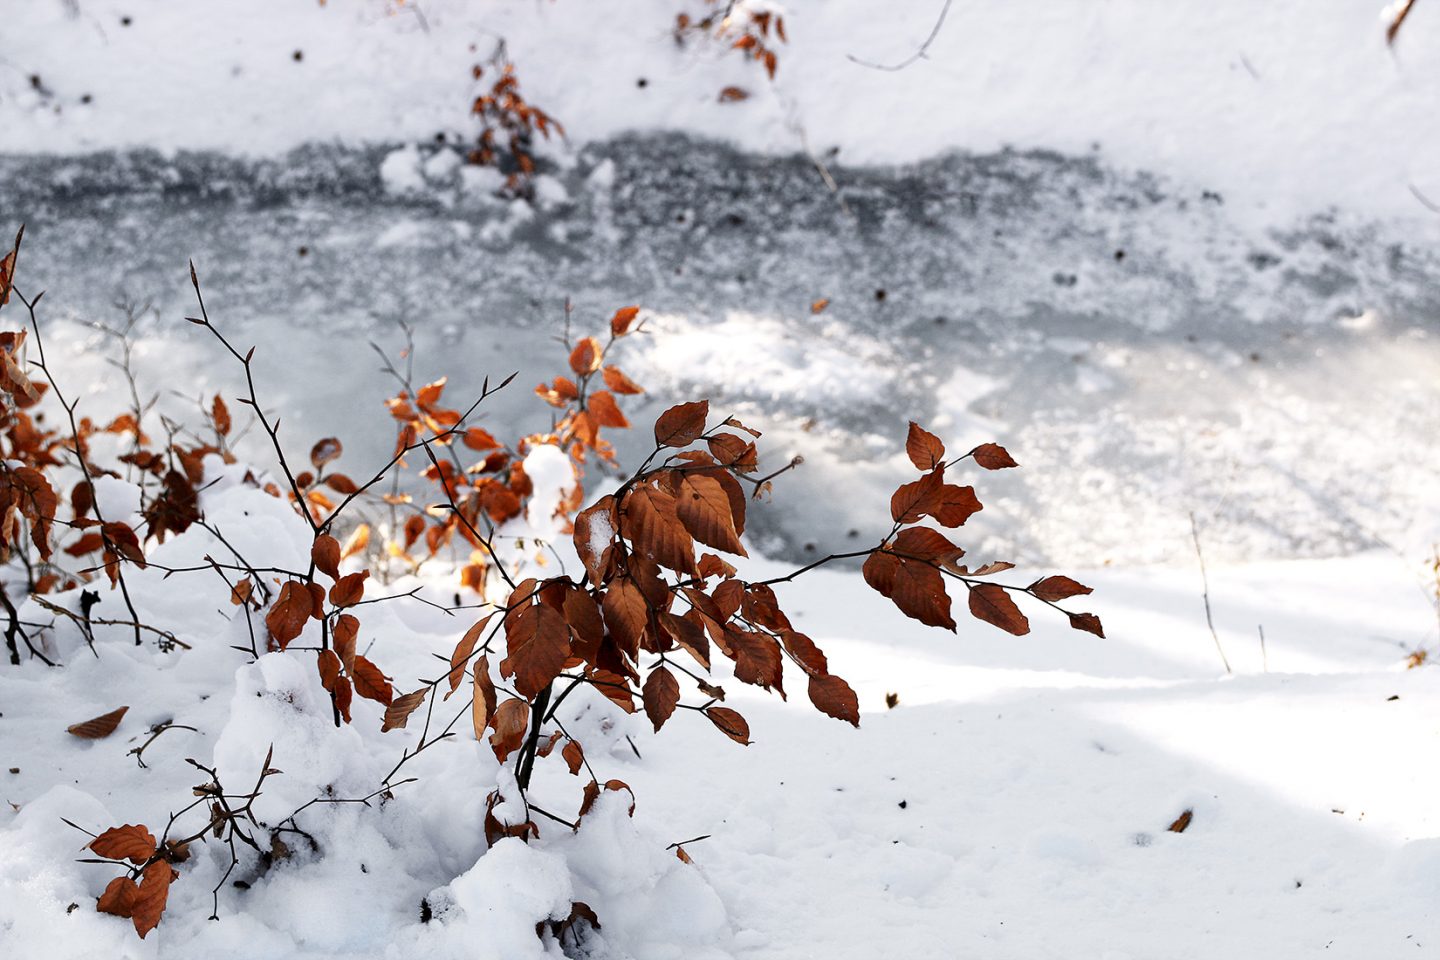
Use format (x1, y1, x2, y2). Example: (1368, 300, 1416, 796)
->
(90, 824, 185, 938)
(0, 230, 223, 600)
(6, 228, 1104, 945)
(376, 372, 524, 588)
(863, 422, 1103, 640)
(675, 0, 788, 101)
(467, 49, 564, 196)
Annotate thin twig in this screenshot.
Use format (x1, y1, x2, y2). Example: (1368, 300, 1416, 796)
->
(1189, 512, 1233, 674)
(847, 0, 954, 71)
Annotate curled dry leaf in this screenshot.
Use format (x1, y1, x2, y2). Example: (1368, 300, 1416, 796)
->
(810, 298, 830, 314)
(971, 442, 1018, 470)
(448, 614, 492, 697)
(610, 305, 640, 337)
(862, 550, 956, 631)
(332, 613, 359, 674)
(324, 473, 359, 495)
(675, 473, 746, 556)
(623, 484, 697, 574)
(102, 521, 145, 568)
(67, 705, 129, 739)
(1168, 808, 1194, 833)
(602, 365, 644, 395)
(569, 336, 602, 376)
(490, 698, 530, 763)
(265, 581, 313, 648)
(229, 578, 255, 606)
(96, 875, 139, 919)
(642, 665, 680, 732)
(328, 571, 368, 608)
(381, 689, 429, 732)
(130, 860, 176, 938)
(1068, 612, 1105, 638)
(310, 437, 342, 468)
(316, 649, 342, 692)
(587, 389, 629, 429)
(905, 422, 945, 471)
(807, 673, 860, 727)
(573, 495, 617, 583)
(967, 583, 1030, 636)
(653, 400, 709, 448)
(601, 579, 648, 658)
(211, 395, 231, 436)
(351, 655, 393, 705)
(472, 654, 497, 738)
(311, 534, 341, 581)
(562, 738, 584, 775)
(1028, 575, 1092, 602)
(90, 824, 157, 864)
(501, 602, 570, 699)
(705, 706, 751, 744)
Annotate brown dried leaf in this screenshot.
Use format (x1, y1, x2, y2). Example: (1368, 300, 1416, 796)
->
(623, 484, 696, 574)
(569, 336, 602, 375)
(67, 706, 129, 739)
(131, 860, 175, 938)
(212, 395, 231, 436)
(675, 473, 747, 556)
(968, 584, 1030, 636)
(96, 875, 139, 918)
(317, 649, 342, 692)
(328, 571, 368, 608)
(653, 400, 709, 448)
(705, 706, 751, 744)
(807, 673, 860, 726)
(601, 579, 648, 659)
(352, 655, 393, 705)
(562, 738, 584, 775)
(1168, 808, 1194, 833)
(642, 665, 680, 732)
(601, 365, 644, 395)
(573, 495, 617, 583)
(490, 698, 530, 763)
(863, 550, 956, 631)
(502, 603, 570, 699)
(265, 581, 313, 648)
(90, 824, 156, 864)
(311, 534, 341, 581)
(1028, 575, 1092, 602)
(891, 527, 963, 564)
(310, 437, 343, 469)
(582, 394, 625, 433)
(381, 689, 428, 732)
(102, 520, 145, 568)
(610, 305, 640, 337)
(447, 615, 492, 697)
(971, 442, 1018, 470)
(905, 422, 945, 471)
(1068, 612, 1106, 638)
(472, 655, 497, 737)
(333, 613, 359, 674)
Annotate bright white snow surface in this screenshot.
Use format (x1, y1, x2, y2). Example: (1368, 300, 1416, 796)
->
(0, 444, 1438, 958)
(3, 0, 1440, 224)
(4, 2, 1440, 957)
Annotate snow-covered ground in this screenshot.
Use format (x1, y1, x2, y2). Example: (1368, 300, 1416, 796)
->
(2, 454, 1438, 960)
(3, 1, 1440, 957)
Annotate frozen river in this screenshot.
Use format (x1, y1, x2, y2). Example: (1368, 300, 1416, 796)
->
(3, 136, 1438, 567)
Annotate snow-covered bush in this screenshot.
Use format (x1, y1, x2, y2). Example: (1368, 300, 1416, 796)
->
(0, 226, 1101, 947)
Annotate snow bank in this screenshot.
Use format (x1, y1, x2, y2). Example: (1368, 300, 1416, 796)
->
(4, 0, 1439, 221)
